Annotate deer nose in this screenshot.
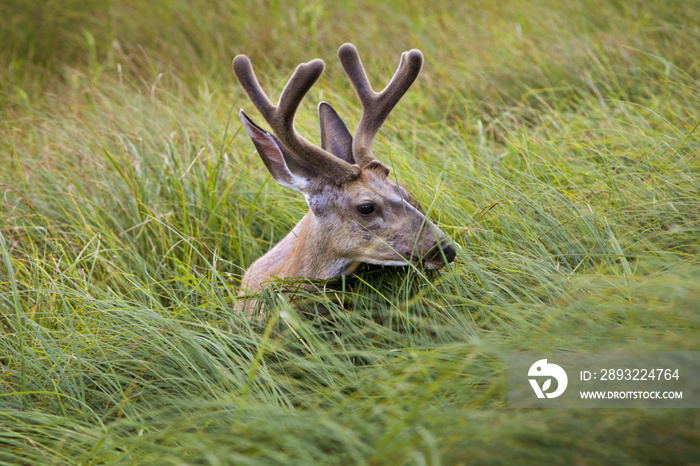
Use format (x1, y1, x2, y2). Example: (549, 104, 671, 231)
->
(427, 240, 456, 264)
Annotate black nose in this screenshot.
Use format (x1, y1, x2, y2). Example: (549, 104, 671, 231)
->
(441, 241, 457, 263)
(428, 240, 456, 264)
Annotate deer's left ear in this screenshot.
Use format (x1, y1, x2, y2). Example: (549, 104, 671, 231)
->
(240, 110, 317, 192)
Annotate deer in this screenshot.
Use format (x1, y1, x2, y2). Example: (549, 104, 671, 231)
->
(233, 43, 456, 312)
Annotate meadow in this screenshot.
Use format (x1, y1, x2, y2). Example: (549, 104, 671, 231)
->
(1, 0, 698, 463)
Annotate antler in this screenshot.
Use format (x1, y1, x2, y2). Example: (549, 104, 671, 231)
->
(233, 55, 361, 184)
(338, 43, 424, 168)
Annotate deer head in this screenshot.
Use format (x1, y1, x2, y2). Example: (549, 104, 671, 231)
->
(234, 43, 455, 293)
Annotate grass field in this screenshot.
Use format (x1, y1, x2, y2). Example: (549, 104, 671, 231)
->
(1, 0, 699, 464)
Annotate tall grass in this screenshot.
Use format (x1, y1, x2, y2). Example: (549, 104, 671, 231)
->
(1, 0, 698, 463)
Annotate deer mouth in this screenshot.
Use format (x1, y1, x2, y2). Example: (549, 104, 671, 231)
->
(420, 240, 457, 270)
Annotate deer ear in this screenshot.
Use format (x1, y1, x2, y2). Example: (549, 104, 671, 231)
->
(319, 102, 355, 164)
(240, 110, 314, 192)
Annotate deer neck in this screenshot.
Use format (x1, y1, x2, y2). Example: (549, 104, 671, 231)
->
(272, 211, 360, 280)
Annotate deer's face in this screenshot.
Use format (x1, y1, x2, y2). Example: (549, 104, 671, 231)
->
(307, 165, 455, 270)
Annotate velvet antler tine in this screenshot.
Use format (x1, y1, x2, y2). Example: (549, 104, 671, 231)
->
(338, 43, 424, 168)
(338, 43, 373, 102)
(232, 55, 275, 121)
(380, 50, 423, 117)
(277, 60, 324, 121)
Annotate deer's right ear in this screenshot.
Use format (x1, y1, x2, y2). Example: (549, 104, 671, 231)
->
(240, 110, 313, 192)
(319, 102, 354, 164)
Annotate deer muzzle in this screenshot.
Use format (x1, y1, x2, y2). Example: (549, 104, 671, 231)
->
(420, 239, 456, 269)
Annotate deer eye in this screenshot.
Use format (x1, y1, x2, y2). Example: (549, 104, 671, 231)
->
(357, 203, 375, 215)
